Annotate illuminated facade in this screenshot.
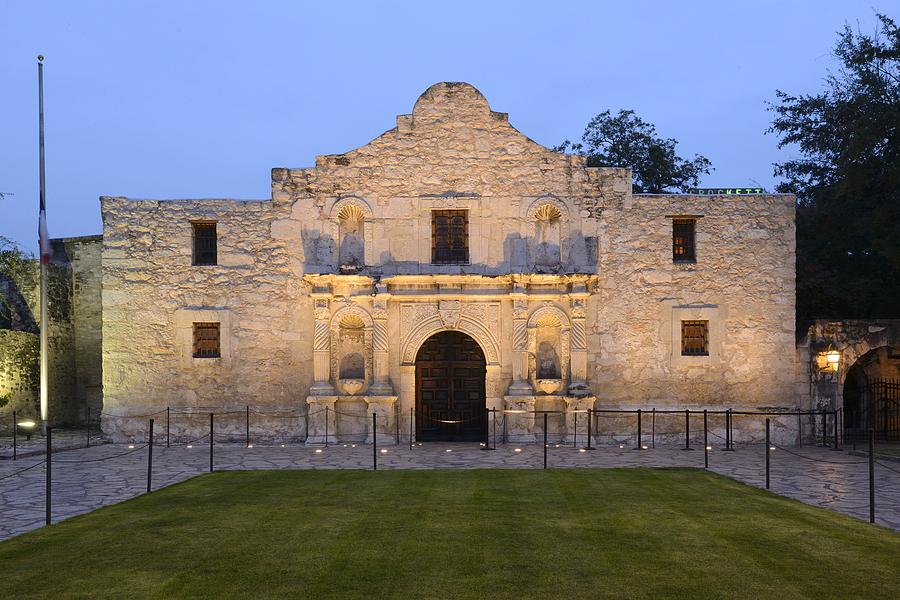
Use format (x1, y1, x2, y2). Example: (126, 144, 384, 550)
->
(98, 82, 797, 443)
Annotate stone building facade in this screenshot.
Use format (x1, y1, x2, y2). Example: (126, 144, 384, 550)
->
(99, 82, 797, 443)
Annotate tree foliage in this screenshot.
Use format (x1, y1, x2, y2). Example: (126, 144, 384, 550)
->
(556, 109, 712, 193)
(770, 13, 900, 321)
(0, 236, 36, 330)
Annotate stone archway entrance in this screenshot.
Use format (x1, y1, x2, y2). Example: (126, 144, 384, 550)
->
(842, 346, 900, 442)
(415, 331, 486, 442)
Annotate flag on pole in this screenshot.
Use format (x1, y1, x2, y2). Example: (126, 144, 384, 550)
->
(39, 200, 50, 264)
(38, 54, 50, 265)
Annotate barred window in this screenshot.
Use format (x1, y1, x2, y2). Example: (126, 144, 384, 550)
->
(673, 218, 696, 262)
(432, 210, 469, 264)
(681, 320, 709, 356)
(192, 222, 217, 266)
(192, 322, 221, 358)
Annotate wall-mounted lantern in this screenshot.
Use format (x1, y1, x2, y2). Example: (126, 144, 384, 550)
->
(825, 349, 841, 371)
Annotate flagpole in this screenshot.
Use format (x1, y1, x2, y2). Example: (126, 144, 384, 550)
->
(38, 55, 49, 432)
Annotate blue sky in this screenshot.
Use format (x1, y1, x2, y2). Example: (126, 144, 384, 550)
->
(0, 1, 891, 250)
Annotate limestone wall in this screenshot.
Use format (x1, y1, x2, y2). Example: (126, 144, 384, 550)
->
(100, 198, 313, 440)
(592, 193, 796, 410)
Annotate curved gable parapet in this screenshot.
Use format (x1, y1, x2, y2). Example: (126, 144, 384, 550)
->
(274, 82, 629, 205)
(410, 82, 497, 126)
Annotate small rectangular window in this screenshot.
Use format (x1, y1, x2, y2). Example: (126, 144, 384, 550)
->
(432, 210, 469, 264)
(192, 222, 217, 266)
(681, 320, 709, 356)
(673, 218, 696, 262)
(192, 322, 221, 358)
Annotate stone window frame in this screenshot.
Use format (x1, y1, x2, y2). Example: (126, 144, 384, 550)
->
(192, 322, 221, 358)
(667, 214, 704, 264)
(417, 197, 480, 270)
(175, 308, 233, 368)
(328, 196, 374, 269)
(191, 220, 218, 266)
(431, 209, 470, 265)
(669, 304, 722, 368)
(681, 320, 709, 356)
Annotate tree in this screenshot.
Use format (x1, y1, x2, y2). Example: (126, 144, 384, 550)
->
(556, 109, 712, 194)
(770, 13, 900, 321)
(0, 236, 37, 332)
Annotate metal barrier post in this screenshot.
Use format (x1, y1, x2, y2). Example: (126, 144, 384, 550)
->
(651, 408, 656, 449)
(492, 408, 497, 450)
(573, 411, 578, 448)
(703, 410, 709, 468)
(86, 406, 91, 448)
(869, 428, 875, 524)
(683, 409, 692, 450)
(586, 409, 593, 450)
(504, 410, 509, 444)
(821, 410, 826, 446)
(634, 409, 642, 450)
(543, 413, 548, 469)
(765, 418, 770, 490)
(12, 410, 16, 461)
(209, 412, 214, 473)
(324, 406, 329, 448)
(147, 419, 154, 493)
(409, 407, 413, 450)
(728, 409, 735, 450)
(245, 406, 250, 448)
(798, 410, 802, 448)
(395, 404, 400, 445)
(832, 410, 840, 450)
(373, 412, 378, 471)
(46, 426, 52, 525)
(166, 406, 170, 448)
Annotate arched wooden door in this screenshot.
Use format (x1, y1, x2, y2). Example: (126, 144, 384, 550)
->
(415, 331, 486, 442)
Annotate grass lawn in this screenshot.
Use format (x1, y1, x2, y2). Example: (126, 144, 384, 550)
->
(1, 468, 899, 599)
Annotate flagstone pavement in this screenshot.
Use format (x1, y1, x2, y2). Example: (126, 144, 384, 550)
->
(1, 440, 899, 541)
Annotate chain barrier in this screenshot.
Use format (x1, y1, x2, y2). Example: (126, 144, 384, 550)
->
(0, 460, 46, 482)
(771, 443, 867, 465)
(55, 444, 150, 464)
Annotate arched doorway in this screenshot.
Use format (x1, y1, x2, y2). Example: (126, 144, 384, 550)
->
(415, 331, 486, 442)
(842, 346, 900, 442)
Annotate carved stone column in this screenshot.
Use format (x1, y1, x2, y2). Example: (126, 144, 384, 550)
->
(310, 294, 335, 395)
(568, 293, 589, 397)
(369, 283, 394, 396)
(507, 291, 532, 395)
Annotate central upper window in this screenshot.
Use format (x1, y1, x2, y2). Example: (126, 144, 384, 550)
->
(431, 210, 469, 264)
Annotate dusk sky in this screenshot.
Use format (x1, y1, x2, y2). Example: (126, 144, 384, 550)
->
(0, 1, 890, 251)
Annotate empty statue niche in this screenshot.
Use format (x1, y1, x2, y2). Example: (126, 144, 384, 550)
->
(336, 313, 369, 395)
(338, 204, 365, 273)
(533, 204, 562, 271)
(532, 312, 565, 395)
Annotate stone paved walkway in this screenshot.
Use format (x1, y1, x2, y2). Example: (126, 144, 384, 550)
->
(1, 441, 899, 541)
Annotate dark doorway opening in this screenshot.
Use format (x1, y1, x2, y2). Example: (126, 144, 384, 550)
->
(415, 331, 486, 442)
(842, 346, 900, 443)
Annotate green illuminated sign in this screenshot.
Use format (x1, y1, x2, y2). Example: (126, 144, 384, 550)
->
(694, 187, 765, 195)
